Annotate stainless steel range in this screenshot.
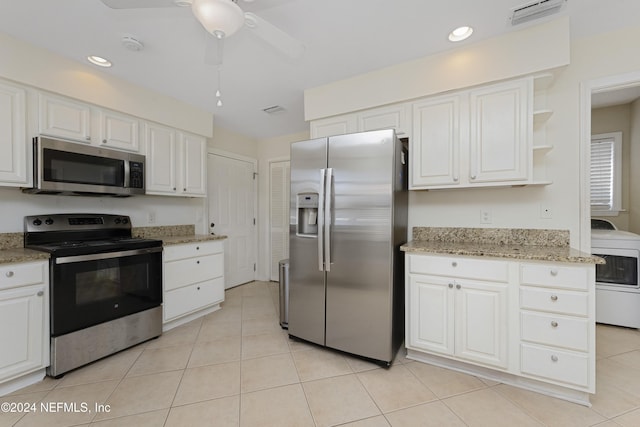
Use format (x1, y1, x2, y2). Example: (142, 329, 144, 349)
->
(24, 213, 163, 377)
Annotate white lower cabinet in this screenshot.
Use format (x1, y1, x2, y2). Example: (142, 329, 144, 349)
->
(406, 253, 596, 404)
(0, 261, 49, 389)
(518, 262, 595, 392)
(163, 240, 225, 325)
(407, 255, 508, 369)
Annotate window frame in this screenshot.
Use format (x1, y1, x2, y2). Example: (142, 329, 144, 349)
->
(590, 131, 622, 216)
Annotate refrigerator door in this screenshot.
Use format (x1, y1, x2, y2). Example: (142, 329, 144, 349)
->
(288, 138, 328, 346)
(325, 129, 396, 361)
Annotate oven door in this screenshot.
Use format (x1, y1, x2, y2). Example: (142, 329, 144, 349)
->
(50, 247, 162, 336)
(592, 247, 640, 292)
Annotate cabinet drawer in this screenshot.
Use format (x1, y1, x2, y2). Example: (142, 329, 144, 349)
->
(0, 262, 46, 290)
(521, 312, 589, 352)
(164, 240, 223, 261)
(520, 343, 589, 388)
(520, 287, 588, 316)
(520, 264, 589, 290)
(409, 255, 508, 282)
(165, 253, 223, 291)
(163, 277, 224, 322)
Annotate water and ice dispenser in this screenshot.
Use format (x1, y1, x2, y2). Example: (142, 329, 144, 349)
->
(296, 193, 318, 237)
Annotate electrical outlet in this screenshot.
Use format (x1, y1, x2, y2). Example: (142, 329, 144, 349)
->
(148, 212, 156, 224)
(480, 209, 492, 224)
(540, 205, 553, 219)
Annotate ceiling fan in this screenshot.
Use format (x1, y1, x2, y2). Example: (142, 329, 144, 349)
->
(99, 0, 305, 63)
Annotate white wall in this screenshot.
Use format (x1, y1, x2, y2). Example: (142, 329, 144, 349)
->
(630, 98, 640, 233)
(255, 131, 308, 281)
(303, 20, 640, 251)
(591, 104, 632, 230)
(0, 31, 214, 234)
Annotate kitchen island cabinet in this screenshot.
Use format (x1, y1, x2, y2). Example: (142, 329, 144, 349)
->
(0, 261, 49, 396)
(402, 228, 601, 406)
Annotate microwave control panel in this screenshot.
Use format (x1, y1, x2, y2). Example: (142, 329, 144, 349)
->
(129, 161, 144, 189)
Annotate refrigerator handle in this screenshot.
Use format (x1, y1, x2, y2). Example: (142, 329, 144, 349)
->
(324, 168, 333, 272)
(317, 168, 326, 271)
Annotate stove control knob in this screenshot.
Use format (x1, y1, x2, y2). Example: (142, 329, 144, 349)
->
(32, 219, 42, 226)
(114, 218, 122, 224)
(45, 218, 54, 225)
(122, 218, 129, 224)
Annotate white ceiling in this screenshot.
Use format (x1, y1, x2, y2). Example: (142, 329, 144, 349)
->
(1, 0, 639, 139)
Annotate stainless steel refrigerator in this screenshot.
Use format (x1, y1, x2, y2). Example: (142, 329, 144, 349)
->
(288, 129, 408, 364)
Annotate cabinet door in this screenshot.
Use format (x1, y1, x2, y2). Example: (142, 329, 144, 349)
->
(0, 285, 45, 381)
(411, 95, 461, 188)
(98, 109, 140, 152)
(358, 104, 410, 138)
(454, 280, 508, 368)
(144, 122, 177, 194)
(179, 131, 207, 196)
(469, 79, 532, 184)
(38, 93, 91, 142)
(408, 275, 454, 355)
(310, 114, 357, 138)
(0, 82, 28, 186)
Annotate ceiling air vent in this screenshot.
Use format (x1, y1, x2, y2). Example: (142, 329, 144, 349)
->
(509, 0, 566, 26)
(262, 105, 286, 115)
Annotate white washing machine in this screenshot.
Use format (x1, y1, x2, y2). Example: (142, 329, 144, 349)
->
(591, 219, 640, 328)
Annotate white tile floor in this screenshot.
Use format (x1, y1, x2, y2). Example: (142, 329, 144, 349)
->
(3, 281, 640, 426)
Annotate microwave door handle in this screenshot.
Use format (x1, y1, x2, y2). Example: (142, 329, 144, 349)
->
(123, 160, 130, 188)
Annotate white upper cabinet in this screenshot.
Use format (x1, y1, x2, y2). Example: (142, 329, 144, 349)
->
(310, 104, 410, 139)
(0, 81, 28, 186)
(310, 114, 357, 138)
(411, 94, 462, 187)
(358, 104, 411, 138)
(97, 108, 141, 152)
(468, 79, 532, 184)
(178, 131, 207, 196)
(411, 77, 533, 189)
(144, 122, 177, 195)
(38, 93, 92, 143)
(144, 122, 207, 197)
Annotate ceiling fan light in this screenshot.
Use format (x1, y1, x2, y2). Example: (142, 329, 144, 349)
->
(192, 0, 245, 38)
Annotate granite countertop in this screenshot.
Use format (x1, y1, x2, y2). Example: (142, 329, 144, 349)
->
(0, 248, 50, 265)
(132, 224, 226, 246)
(401, 227, 604, 264)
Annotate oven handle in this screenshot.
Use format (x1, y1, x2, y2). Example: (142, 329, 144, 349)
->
(54, 246, 162, 265)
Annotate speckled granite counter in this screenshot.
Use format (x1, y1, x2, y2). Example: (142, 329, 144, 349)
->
(0, 232, 50, 265)
(401, 227, 604, 264)
(132, 225, 226, 246)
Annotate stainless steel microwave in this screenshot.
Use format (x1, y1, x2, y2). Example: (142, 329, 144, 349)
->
(23, 136, 145, 196)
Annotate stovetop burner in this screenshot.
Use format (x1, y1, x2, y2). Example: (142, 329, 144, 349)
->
(24, 213, 162, 256)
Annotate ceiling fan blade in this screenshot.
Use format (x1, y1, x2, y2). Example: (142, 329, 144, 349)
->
(243, 12, 304, 59)
(99, 0, 181, 9)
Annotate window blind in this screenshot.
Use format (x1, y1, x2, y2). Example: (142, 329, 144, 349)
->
(590, 138, 614, 209)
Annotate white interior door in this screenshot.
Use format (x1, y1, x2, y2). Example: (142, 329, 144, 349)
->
(208, 152, 256, 288)
(269, 160, 290, 281)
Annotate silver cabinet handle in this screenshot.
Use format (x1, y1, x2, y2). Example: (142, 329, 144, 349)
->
(470, 175, 476, 180)
(102, 139, 107, 144)
(551, 355, 559, 362)
(448, 283, 454, 289)
(452, 261, 457, 267)
(196, 260, 200, 264)
(85, 136, 91, 141)
(5, 271, 14, 278)
(37, 291, 44, 297)
(456, 284, 461, 290)
(550, 269, 558, 276)
(550, 295, 558, 301)
(551, 321, 558, 328)
(453, 176, 459, 182)
(196, 246, 200, 250)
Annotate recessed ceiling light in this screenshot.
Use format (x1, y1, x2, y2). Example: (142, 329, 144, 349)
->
(87, 55, 112, 67)
(448, 26, 474, 42)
